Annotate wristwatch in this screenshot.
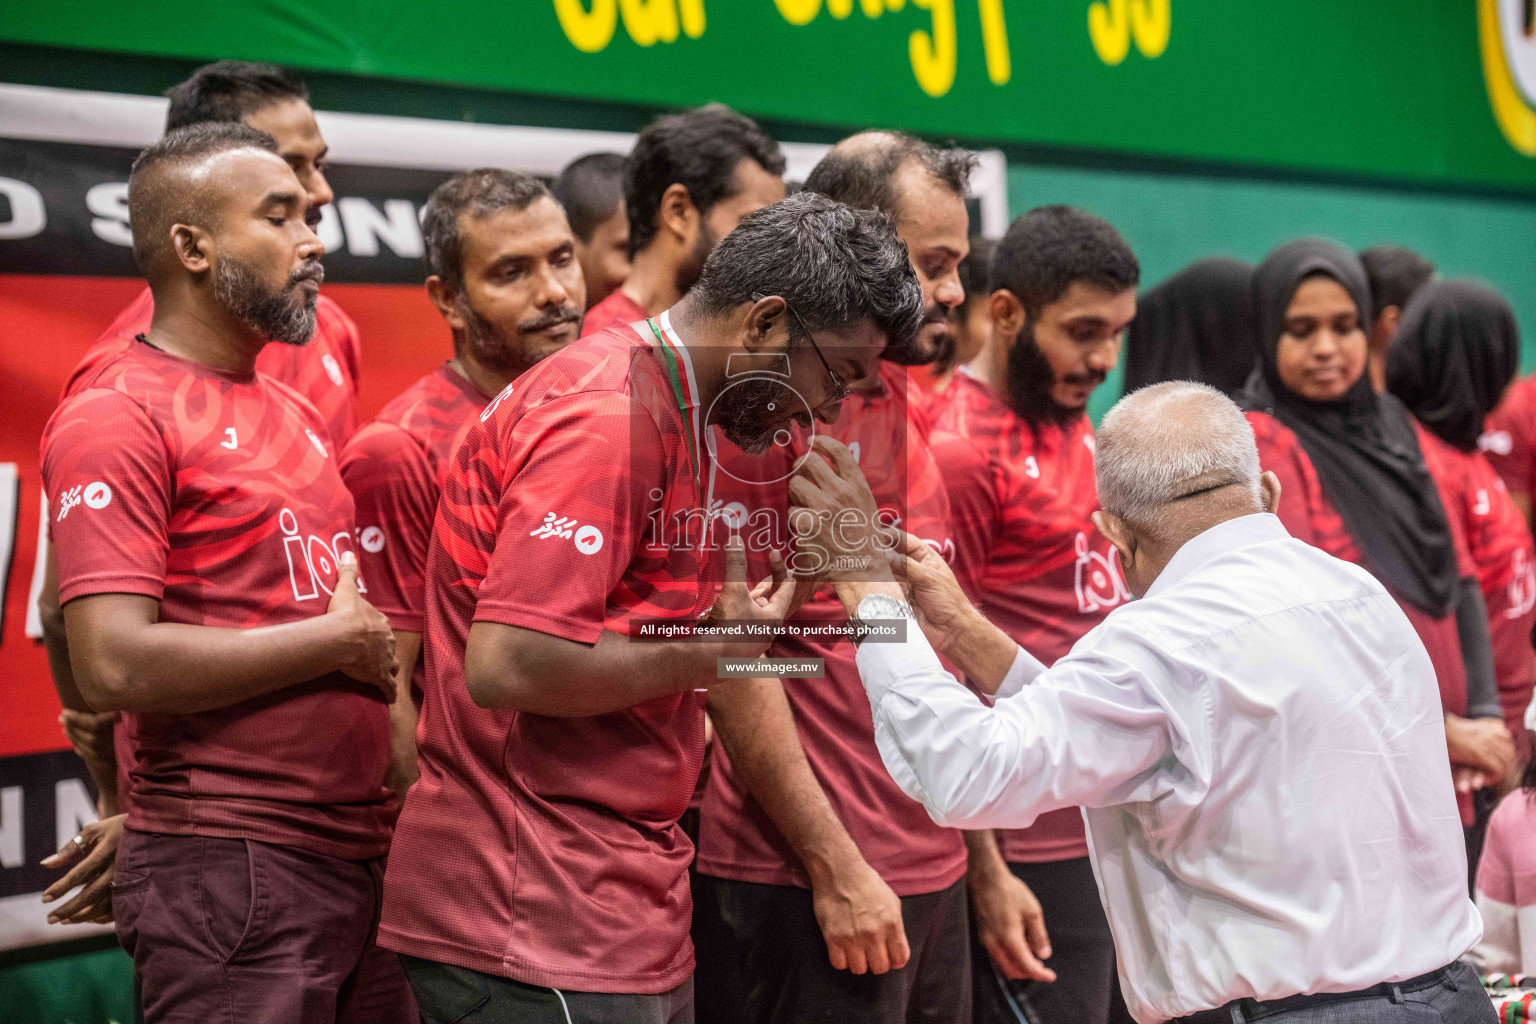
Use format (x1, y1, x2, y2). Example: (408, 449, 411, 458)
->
(851, 593, 914, 647)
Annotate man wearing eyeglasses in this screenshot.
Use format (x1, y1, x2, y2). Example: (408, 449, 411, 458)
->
(695, 133, 981, 1024)
(378, 193, 921, 1024)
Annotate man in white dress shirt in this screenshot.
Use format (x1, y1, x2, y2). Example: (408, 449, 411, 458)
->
(786, 381, 1494, 1024)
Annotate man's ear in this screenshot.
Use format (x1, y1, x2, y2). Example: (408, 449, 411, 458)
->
(988, 289, 1026, 346)
(1091, 509, 1135, 569)
(170, 224, 211, 274)
(657, 183, 697, 245)
(1373, 305, 1401, 350)
(741, 295, 788, 354)
(425, 275, 467, 332)
(1259, 470, 1282, 515)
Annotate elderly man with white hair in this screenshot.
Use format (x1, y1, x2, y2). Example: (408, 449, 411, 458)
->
(787, 381, 1494, 1024)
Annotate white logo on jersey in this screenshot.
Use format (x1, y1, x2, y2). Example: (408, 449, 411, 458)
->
(1474, 488, 1492, 517)
(83, 482, 112, 509)
(1509, 548, 1536, 621)
(848, 441, 862, 464)
(280, 507, 364, 601)
(1480, 429, 1514, 456)
(321, 353, 345, 387)
(574, 525, 605, 555)
(360, 526, 386, 553)
(1074, 531, 1130, 614)
(304, 429, 329, 459)
(530, 512, 577, 540)
(1023, 456, 1041, 479)
(221, 428, 239, 451)
(56, 485, 82, 522)
(481, 382, 516, 423)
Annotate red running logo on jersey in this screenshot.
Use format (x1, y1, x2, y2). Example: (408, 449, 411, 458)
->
(1074, 531, 1130, 613)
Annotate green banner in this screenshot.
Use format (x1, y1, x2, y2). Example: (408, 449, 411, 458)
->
(2, 0, 1535, 192)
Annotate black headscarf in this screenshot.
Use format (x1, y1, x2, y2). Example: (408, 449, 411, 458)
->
(1123, 256, 1257, 394)
(1386, 278, 1521, 452)
(1241, 238, 1459, 616)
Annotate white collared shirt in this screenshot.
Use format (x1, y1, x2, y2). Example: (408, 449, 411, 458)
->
(856, 513, 1481, 1023)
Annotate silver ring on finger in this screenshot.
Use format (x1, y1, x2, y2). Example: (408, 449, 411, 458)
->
(71, 834, 87, 852)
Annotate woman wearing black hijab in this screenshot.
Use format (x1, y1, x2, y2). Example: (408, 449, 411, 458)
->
(1388, 279, 1535, 767)
(1122, 256, 1257, 394)
(1241, 240, 1511, 829)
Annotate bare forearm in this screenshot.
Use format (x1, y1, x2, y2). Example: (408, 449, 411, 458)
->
(708, 677, 864, 884)
(387, 630, 423, 797)
(468, 623, 750, 716)
(964, 829, 1011, 879)
(40, 545, 92, 712)
(68, 610, 358, 714)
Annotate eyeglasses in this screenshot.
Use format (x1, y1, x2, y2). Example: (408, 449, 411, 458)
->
(753, 293, 849, 403)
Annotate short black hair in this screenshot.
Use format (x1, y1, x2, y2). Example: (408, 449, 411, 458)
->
(165, 61, 310, 132)
(957, 236, 997, 311)
(553, 152, 627, 243)
(422, 168, 553, 290)
(128, 122, 280, 273)
(1359, 244, 1436, 318)
(691, 192, 922, 353)
(992, 206, 1140, 317)
(625, 104, 785, 255)
(804, 131, 976, 218)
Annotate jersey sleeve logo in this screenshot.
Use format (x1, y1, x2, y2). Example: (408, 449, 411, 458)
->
(321, 353, 345, 387)
(531, 512, 604, 555)
(57, 482, 112, 521)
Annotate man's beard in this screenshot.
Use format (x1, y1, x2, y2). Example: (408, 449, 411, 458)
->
(214, 256, 320, 346)
(675, 221, 718, 298)
(714, 375, 804, 455)
(1004, 320, 1104, 427)
(882, 304, 954, 368)
(460, 299, 581, 375)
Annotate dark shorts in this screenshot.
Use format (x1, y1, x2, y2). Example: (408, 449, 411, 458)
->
(693, 873, 971, 1024)
(112, 827, 416, 1024)
(401, 955, 695, 1024)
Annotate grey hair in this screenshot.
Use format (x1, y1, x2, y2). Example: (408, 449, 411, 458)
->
(1095, 381, 1262, 532)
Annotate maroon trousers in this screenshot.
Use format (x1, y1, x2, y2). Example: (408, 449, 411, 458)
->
(112, 828, 417, 1024)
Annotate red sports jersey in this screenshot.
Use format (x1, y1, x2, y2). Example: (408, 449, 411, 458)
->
(580, 287, 649, 338)
(1419, 430, 1536, 751)
(379, 318, 725, 993)
(339, 363, 488, 637)
(1484, 374, 1536, 500)
(1248, 410, 1476, 823)
(928, 371, 1130, 864)
(697, 364, 968, 897)
(42, 339, 394, 859)
(66, 286, 363, 448)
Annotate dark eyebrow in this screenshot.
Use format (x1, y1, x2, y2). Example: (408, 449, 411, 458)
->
(261, 190, 304, 210)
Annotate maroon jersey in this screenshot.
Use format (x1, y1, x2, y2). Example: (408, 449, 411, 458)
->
(1249, 410, 1478, 824)
(42, 340, 394, 859)
(1484, 374, 1536, 500)
(1419, 430, 1536, 753)
(339, 363, 488, 639)
(580, 287, 648, 338)
(379, 319, 724, 993)
(928, 372, 1129, 864)
(67, 286, 363, 448)
(697, 364, 968, 896)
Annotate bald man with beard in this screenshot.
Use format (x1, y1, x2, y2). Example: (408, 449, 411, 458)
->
(41, 123, 412, 1024)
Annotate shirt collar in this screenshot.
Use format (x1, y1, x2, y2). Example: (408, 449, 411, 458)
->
(657, 309, 701, 410)
(1143, 512, 1291, 599)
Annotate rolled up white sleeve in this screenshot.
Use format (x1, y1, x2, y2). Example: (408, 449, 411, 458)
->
(855, 627, 1180, 830)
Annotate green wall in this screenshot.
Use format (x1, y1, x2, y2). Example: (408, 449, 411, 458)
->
(0, 947, 133, 1024)
(1007, 165, 1536, 420)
